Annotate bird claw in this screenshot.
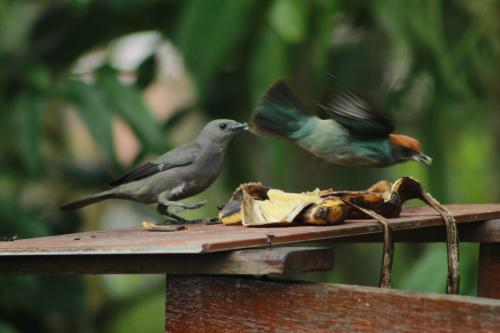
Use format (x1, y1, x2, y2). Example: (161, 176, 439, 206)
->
(163, 217, 213, 225)
(185, 200, 208, 209)
(164, 219, 188, 225)
(171, 200, 207, 213)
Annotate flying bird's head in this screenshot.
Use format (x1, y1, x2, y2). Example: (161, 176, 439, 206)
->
(389, 134, 432, 165)
(198, 119, 249, 146)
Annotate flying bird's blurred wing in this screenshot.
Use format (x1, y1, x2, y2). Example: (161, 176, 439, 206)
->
(109, 143, 199, 186)
(251, 79, 311, 139)
(323, 90, 395, 139)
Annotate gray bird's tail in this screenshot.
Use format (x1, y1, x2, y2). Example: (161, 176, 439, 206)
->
(251, 79, 311, 139)
(60, 190, 115, 210)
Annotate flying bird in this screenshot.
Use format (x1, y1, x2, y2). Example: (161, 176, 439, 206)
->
(61, 119, 248, 223)
(252, 79, 431, 167)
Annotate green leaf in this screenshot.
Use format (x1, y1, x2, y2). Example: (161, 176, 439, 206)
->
(458, 243, 479, 296)
(269, 0, 308, 43)
(105, 289, 164, 333)
(0, 1, 40, 54)
(311, 0, 339, 73)
(249, 28, 289, 103)
(65, 80, 117, 166)
(12, 91, 44, 175)
(0, 199, 49, 238)
(398, 244, 447, 293)
(96, 69, 167, 153)
(249, 27, 291, 187)
(174, 0, 257, 97)
(0, 319, 17, 333)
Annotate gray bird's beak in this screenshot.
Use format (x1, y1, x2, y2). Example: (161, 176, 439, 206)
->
(230, 122, 249, 131)
(412, 152, 432, 165)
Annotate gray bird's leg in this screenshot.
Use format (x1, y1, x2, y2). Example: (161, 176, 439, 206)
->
(157, 192, 208, 224)
(163, 200, 208, 213)
(156, 204, 190, 224)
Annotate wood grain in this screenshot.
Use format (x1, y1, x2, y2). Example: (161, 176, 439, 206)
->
(166, 275, 500, 333)
(0, 204, 499, 255)
(0, 247, 334, 275)
(334, 219, 500, 243)
(478, 243, 500, 299)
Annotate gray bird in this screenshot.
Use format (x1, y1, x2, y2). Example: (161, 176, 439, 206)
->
(61, 119, 249, 223)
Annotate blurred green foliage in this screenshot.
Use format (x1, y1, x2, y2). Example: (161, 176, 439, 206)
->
(0, 0, 499, 332)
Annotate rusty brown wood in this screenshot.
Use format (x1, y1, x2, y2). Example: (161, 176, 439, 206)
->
(0, 204, 499, 256)
(333, 219, 500, 243)
(465, 219, 500, 243)
(478, 243, 500, 299)
(0, 247, 334, 275)
(165, 275, 500, 333)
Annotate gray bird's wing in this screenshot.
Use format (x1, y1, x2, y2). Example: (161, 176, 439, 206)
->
(322, 90, 395, 139)
(109, 142, 200, 187)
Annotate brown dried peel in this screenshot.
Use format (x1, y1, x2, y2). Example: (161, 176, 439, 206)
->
(218, 177, 459, 295)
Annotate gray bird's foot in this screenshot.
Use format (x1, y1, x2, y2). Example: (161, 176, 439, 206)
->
(161, 212, 191, 225)
(160, 200, 208, 213)
(163, 215, 221, 226)
(159, 210, 204, 225)
(205, 217, 221, 225)
(157, 203, 215, 225)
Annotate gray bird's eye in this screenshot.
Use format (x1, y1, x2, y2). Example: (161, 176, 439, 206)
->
(219, 123, 227, 130)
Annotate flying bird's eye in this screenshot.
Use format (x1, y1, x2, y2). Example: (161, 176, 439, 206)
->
(219, 123, 227, 130)
(401, 147, 414, 156)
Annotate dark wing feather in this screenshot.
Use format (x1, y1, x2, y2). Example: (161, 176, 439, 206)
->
(109, 143, 199, 187)
(109, 161, 164, 186)
(322, 90, 395, 139)
(251, 79, 310, 139)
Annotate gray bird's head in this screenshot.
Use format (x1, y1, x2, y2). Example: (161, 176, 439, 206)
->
(197, 119, 249, 146)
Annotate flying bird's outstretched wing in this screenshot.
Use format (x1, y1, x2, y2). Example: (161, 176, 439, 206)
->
(109, 142, 200, 186)
(322, 90, 395, 139)
(251, 79, 311, 139)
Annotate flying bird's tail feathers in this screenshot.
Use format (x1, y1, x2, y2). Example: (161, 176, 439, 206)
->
(60, 190, 115, 210)
(252, 79, 311, 140)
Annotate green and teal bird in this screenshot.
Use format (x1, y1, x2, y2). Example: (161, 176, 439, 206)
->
(251, 79, 432, 167)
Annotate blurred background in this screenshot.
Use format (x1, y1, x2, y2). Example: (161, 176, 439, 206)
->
(0, 0, 499, 332)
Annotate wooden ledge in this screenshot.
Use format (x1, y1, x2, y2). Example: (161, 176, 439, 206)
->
(1, 205, 499, 255)
(333, 219, 500, 243)
(0, 247, 334, 275)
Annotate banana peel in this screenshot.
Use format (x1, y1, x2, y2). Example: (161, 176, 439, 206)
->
(219, 183, 342, 226)
(218, 181, 402, 226)
(218, 177, 460, 295)
(219, 177, 440, 226)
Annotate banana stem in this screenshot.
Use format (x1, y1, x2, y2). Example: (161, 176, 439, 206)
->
(344, 201, 394, 288)
(421, 192, 460, 294)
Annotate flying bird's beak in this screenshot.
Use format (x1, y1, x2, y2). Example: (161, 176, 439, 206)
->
(412, 152, 432, 165)
(230, 122, 249, 131)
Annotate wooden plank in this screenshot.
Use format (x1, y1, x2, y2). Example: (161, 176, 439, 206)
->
(478, 243, 500, 299)
(465, 220, 500, 243)
(166, 275, 500, 333)
(333, 219, 500, 243)
(0, 204, 499, 255)
(0, 247, 334, 275)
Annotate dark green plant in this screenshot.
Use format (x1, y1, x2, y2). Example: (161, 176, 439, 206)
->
(1, 0, 499, 332)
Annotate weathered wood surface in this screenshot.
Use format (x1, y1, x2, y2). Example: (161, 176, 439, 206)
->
(0, 204, 499, 255)
(0, 247, 334, 275)
(166, 275, 500, 333)
(335, 219, 500, 243)
(464, 219, 500, 243)
(478, 243, 500, 299)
